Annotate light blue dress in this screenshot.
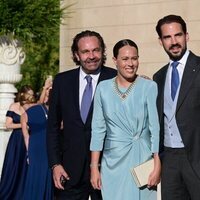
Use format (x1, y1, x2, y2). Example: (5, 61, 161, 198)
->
(90, 77, 160, 200)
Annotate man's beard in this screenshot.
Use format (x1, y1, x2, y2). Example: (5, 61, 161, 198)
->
(166, 44, 187, 61)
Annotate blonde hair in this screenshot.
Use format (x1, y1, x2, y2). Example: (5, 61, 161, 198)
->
(16, 85, 36, 106)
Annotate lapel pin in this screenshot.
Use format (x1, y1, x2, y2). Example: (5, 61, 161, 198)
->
(193, 69, 196, 72)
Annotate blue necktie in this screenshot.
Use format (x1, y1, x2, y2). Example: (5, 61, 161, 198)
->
(171, 61, 179, 101)
(81, 75, 93, 123)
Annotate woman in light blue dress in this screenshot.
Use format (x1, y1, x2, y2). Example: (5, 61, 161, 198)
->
(90, 39, 161, 200)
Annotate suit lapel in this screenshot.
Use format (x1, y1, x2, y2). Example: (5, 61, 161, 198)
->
(72, 68, 81, 119)
(157, 65, 168, 122)
(85, 66, 115, 125)
(176, 52, 200, 112)
(97, 66, 108, 83)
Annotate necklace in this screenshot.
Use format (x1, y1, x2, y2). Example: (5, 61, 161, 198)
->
(113, 77, 137, 100)
(40, 104, 48, 119)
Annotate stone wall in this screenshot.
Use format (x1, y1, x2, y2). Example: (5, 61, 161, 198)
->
(60, 0, 200, 78)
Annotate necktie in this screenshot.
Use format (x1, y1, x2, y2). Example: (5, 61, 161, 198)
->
(81, 75, 93, 123)
(171, 61, 179, 101)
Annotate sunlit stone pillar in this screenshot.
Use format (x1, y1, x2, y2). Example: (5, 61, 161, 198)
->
(0, 36, 25, 177)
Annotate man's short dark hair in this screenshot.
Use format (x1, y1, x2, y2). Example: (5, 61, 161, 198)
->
(156, 15, 187, 38)
(71, 30, 106, 65)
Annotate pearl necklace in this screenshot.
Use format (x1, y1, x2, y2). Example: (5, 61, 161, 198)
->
(113, 77, 137, 100)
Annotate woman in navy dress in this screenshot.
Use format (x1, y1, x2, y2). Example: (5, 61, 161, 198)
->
(0, 85, 36, 200)
(21, 82, 53, 200)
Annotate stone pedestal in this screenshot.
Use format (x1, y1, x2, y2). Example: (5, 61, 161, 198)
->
(0, 36, 25, 177)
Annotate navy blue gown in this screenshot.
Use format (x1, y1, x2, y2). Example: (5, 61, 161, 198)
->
(23, 104, 53, 200)
(0, 111, 28, 200)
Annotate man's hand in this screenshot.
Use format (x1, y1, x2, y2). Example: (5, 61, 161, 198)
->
(140, 74, 151, 80)
(52, 164, 70, 190)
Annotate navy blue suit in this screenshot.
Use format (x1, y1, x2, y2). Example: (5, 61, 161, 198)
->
(47, 66, 117, 199)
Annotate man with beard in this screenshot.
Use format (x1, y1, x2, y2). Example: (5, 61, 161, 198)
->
(153, 15, 200, 200)
(47, 30, 117, 200)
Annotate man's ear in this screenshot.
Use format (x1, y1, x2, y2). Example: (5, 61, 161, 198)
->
(158, 38, 163, 47)
(75, 52, 80, 61)
(186, 32, 189, 42)
(112, 57, 117, 66)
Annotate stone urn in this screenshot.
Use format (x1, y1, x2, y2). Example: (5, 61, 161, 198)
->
(0, 36, 25, 176)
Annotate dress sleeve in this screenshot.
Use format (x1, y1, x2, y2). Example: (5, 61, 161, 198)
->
(6, 111, 14, 118)
(90, 83, 107, 151)
(146, 81, 160, 153)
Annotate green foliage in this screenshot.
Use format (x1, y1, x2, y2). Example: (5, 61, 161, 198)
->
(0, 0, 63, 45)
(0, 0, 73, 93)
(16, 35, 60, 94)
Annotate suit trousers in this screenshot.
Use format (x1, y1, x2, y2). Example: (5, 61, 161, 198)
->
(54, 181, 102, 200)
(161, 147, 200, 200)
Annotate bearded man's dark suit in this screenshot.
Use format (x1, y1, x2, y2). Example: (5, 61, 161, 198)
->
(47, 66, 116, 199)
(153, 51, 200, 198)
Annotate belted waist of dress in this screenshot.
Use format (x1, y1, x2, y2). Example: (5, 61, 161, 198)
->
(104, 132, 150, 149)
(131, 132, 150, 142)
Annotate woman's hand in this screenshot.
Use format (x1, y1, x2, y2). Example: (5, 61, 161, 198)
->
(90, 165, 102, 190)
(147, 153, 161, 187)
(147, 167, 161, 187)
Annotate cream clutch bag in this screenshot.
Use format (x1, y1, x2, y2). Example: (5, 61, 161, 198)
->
(131, 158, 154, 188)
